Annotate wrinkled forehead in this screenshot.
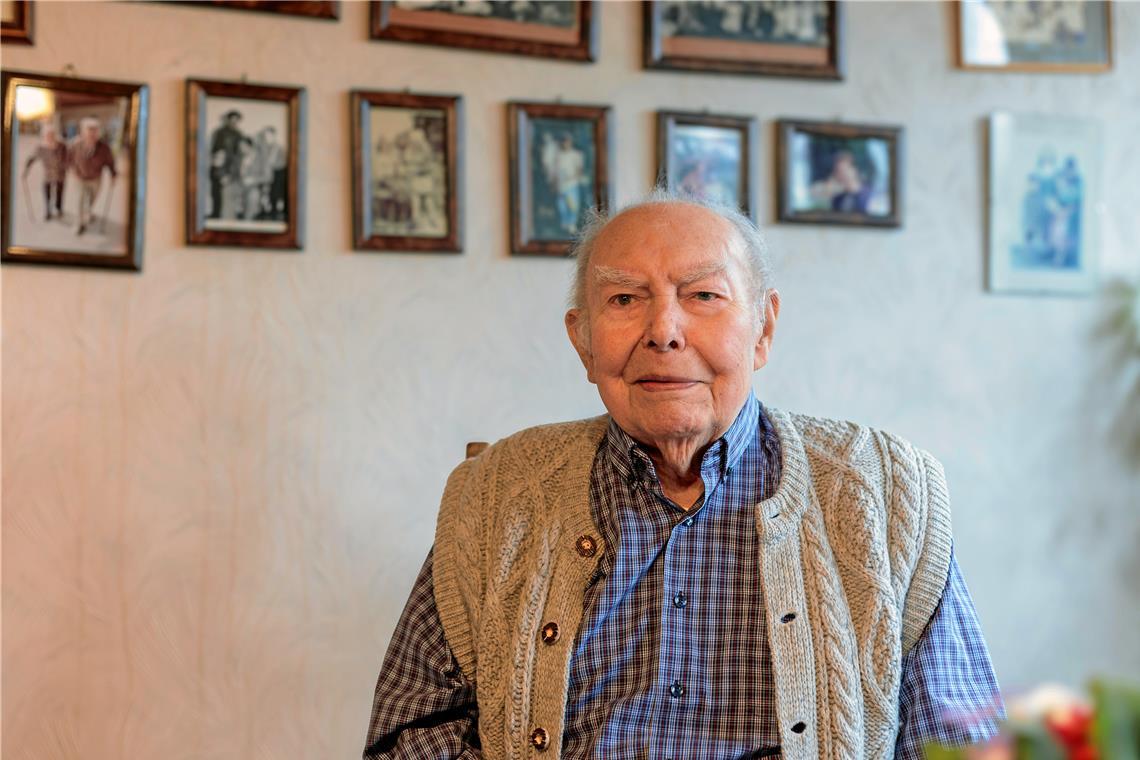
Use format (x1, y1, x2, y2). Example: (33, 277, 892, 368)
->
(588, 202, 747, 283)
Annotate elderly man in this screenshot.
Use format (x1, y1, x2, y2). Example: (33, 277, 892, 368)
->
(363, 195, 1002, 759)
(68, 117, 118, 236)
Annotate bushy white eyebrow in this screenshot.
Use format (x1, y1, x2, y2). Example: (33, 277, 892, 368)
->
(592, 262, 728, 290)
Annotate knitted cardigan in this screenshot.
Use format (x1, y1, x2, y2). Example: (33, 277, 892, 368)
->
(432, 408, 953, 760)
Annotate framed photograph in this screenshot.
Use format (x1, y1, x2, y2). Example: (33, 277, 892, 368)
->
(351, 90, 462, 253)
(508, 101, 610, 257)
(2, 70, 149, 270)
(776, 119, 902, 228)
(987, 112, 1101, 296)
(656, 110, 757, 218)
(956, 0, 1112, 72)
(179, 2, 340, 19)
(1, 0, 32, 44)
(186, 78, 305, 249)
(370, 1, 596, 62)
(644, 0, 843, 79)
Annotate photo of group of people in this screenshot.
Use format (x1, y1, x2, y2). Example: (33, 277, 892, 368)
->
(201, 96, 289, 233)
(8, 86, 130, 257)
(369, 106, 449, 238)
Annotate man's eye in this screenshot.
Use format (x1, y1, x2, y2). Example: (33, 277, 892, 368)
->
(611, 294, 634, 306)
(694, 291, 718, 302)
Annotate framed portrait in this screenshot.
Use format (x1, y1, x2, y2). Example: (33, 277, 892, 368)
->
(508, 101, 610, 257)
(987, 112, 1101, 296)
(178, 1, 340, 19)
(186, 78, 305, 249)
(776, 119, 902, 228)
(370, 0, 596, 62)
(1, 0, 33, 44)
(656, 110, 757, 219)
(956, 0, 1112, 72)
(644, 0, 843, 79)
(2, 70, 149, 270)
(350, 90, 462, 253)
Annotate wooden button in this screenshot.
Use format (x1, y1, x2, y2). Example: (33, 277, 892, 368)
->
(530, 727, 549, 751)
(575, 535, 597, 557)
(541, 622, 559, 644)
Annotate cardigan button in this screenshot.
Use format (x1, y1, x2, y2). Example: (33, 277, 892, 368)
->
(540, 621, 559, 644)
(575, 535, 597, 557)
(530, 727, 549, 751)
(780, 612, 797, 624)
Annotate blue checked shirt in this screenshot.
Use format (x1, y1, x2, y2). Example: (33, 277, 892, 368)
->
(363, 397, 1003, 759)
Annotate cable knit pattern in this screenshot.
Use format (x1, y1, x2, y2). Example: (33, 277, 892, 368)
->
(432, 409, 952, 760)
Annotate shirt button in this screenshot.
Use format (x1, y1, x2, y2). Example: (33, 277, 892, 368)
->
(681, 517, 694, 527)
(669, 680, 684, 698)
(540, 621, 559, 645)
(575, 535, 597, 557)
(672, 591, 687, 609)
(791, 721, 807, 734)
(530, 727, 549, 751)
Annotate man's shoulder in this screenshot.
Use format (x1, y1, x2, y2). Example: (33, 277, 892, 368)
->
(471, 415, 609, 472)
(774, 407, 938, 474)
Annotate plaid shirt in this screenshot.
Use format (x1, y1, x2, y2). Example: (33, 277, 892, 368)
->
(364, 398, 1002, 759)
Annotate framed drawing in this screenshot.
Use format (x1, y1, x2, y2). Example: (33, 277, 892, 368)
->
(508, 101, 610, 257)
(178, 2, 339, 19)
(370, 0, 596, 62)
(956, 0, 1112, 72)
(987, 112, 1101, 295)
(656, 110, 757, 218)
(1, 0, 33, 44)
(351, 90, 462, 253)
(644, 0, 843, 79)
(2, 70, 149, 270)
(776, 119, 902, 228)
(186, 78, 305, 249)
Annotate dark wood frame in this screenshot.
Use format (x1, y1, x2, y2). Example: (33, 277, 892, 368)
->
(644, 0, 843, 79)
(350, 90, 463, 253)
(185, 78, 306, 249)
(775, 118, 903, 228)
(508, 101, 611, 257)
(178, 2, 339, 19)
(656, 110, 757, 219)
(2, 70, 149, 271)
(1, 0, 33, 44)
(370, 0, 597, 62)
(954, 0, 1113, 73)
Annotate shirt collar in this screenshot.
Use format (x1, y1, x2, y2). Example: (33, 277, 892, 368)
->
(603, 393, 761, 487)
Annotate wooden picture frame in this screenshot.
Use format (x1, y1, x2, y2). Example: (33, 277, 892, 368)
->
(370, 0, 596, 62)
(644, 0, 843, 80)
(175, 2, 339, 19)
(186, 78, 306, 249)
(987, 112, 1101, 295)
(350, 90, 462, 253)
(656, 110, 757, 219)
(2, 70, 149, 270)
(955, 0, 1112, 72)
(1, 0, 33, 44)
(776, 119, 903, 228)
(508, 101, 610, 257)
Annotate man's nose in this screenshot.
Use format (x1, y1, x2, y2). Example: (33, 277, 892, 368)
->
(643, 298, 685, 351)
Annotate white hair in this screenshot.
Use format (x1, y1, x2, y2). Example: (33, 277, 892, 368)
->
(568, 187, 775, 328)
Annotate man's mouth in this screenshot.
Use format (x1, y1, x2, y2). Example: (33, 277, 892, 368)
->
(635, 376, 699, 391)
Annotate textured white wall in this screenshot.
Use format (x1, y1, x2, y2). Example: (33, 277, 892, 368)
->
(3, 2, 1139, 758)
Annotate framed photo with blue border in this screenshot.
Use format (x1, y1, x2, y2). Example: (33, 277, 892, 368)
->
(987, 112, 1102, 296)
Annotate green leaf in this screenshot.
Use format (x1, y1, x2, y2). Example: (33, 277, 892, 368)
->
(1091, 679, 1140, 760)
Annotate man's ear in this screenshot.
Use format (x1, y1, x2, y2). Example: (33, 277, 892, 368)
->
(753, 289, 780, 371)
(564, 309, 596, 383)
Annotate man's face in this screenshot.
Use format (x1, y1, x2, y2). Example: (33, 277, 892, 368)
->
(565, 203, 779, 451)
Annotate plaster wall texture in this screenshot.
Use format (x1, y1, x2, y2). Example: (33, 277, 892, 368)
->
(3, 2, 1139, 758)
